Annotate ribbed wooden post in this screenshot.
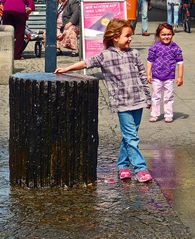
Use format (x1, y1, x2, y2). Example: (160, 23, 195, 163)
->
(9, 72, 99, 188)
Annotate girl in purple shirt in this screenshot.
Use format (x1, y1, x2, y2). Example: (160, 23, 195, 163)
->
(147, 23, 184, 123)
(2, 0, 35, 60)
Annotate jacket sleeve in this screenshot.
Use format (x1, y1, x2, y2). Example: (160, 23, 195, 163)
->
(175, 45, 183, 63)
(85, 52, 104, 68)
(147, 45, 156, 63)
(69, 0, 80, 25)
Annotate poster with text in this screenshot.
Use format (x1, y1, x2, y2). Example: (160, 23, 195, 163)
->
(81, 1, 126, 59)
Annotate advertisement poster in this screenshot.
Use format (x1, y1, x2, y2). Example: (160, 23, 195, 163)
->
(81, 0, 126, 59)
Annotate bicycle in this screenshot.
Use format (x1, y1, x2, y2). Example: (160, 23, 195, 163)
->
(21, 25, 44, 57)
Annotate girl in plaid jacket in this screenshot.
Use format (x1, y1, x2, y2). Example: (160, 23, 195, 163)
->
(55, 18, 153, 183)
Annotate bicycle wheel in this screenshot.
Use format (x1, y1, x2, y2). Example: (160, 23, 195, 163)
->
(34, 41, 42, 57)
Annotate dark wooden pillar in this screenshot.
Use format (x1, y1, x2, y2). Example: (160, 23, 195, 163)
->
(9, 73, 99, 188)
(45, 0, 57, 72)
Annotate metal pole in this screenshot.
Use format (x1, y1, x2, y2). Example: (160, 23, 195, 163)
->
(45, 0, 57, 72)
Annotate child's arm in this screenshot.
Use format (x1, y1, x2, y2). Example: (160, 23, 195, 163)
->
(146, 61, 153, 84)
(135, 51, 151, 106)
(176, 63, 184, 86)
(54, 61, 87, 74)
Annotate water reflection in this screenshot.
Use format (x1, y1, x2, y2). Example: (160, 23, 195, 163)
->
(149, 147, 177, 206)
(149, 146, 195, 237)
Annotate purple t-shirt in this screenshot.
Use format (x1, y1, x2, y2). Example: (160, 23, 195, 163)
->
(2, 0, 35, 13)
(147, 41, 183, 81)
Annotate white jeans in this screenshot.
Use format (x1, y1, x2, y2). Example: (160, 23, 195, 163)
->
(151, 79, 174, 118)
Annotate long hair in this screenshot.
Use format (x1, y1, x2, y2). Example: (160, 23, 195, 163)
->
(103, 18, 133, 49)
(155, 22, 174, 41)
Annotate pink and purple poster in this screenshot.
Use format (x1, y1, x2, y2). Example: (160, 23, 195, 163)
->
(81, 1, 126, 59)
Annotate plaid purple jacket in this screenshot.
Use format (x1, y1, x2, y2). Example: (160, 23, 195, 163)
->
(86, 47, 151, 112)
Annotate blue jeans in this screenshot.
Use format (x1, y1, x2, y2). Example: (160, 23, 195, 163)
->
(117, 109, 148, 173)
(132, 0, 149, 33)
(167, 2, 180, 26)
(140, 0, 149, 32)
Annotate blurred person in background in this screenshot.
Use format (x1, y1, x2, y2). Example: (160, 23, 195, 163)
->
(43, 0, 80, 57)
(132, 0, 150, 36)
(2, 0, 35, 60)
(167, 0, 181, 32)
(56, 0, 80, 56)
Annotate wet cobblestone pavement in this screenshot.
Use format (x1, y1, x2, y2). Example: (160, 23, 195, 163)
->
(0, 81, 192, 238)
(1, 16, 195, 239)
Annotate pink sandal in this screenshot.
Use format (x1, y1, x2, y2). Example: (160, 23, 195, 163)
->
(135, 170, 152, 183)
(119, 168, 132, 180)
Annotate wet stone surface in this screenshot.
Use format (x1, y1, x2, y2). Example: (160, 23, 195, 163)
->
(0, 154, 192, 239)
(0, 81, 192, 238)
(1, 21, 195, 237)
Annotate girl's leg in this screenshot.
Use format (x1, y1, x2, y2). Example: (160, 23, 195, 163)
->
(117, 109, 148, 173)
(163, 79, 174, 118)
(150, 79, 163, 118)
(117, 140, 129, 170)
(167, 2, 173, 25)
(117, 110, 141, 170)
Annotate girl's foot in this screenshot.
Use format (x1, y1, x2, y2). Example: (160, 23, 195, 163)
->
(119, 168, 132, 180)
(165, 117, 173, 123)
(149, 116, 158, 122)
(135, 170, 152, 183)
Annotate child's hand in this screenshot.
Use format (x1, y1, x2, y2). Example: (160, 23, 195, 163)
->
(64, 22, 72, 30)
(57, 33, 64, 41)
(146, 103, 151, 109)
(147, 76, 152, 84)
(176, 77, 183, 86)
(26, 7, 32, 15)
(54, 68, 67, 74)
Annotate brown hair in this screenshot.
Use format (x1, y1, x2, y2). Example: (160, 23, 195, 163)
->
(103, 18, 133, 49)
(155, 22, 174, 41)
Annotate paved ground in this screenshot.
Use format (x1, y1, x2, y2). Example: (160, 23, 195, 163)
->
(0, 8, 195, 239)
